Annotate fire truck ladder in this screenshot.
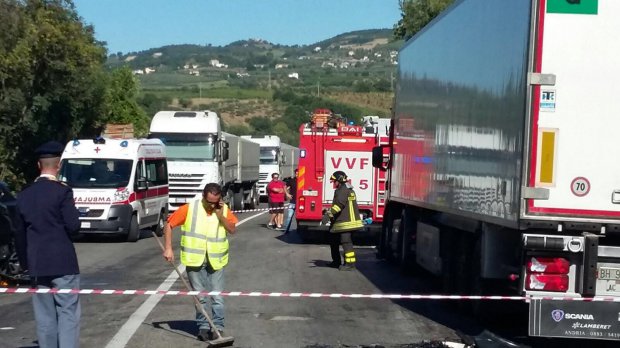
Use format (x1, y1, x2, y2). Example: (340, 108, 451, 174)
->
(374, 137, 390, 220)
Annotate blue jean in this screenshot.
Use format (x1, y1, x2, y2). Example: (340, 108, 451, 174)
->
(285, 203, 295, 231)
(186, 262, 225, 331)
(32, 274, 81, 348)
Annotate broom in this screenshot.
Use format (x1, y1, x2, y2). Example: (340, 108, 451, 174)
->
(152, 231, 234, 347)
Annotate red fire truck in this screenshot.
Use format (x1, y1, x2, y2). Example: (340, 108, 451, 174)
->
(295, 109, 389, 239)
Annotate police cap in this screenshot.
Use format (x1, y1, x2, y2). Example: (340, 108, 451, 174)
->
(35, 141, 64, 159)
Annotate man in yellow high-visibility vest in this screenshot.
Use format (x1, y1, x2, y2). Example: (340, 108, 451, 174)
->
(163, 183, 238, 342)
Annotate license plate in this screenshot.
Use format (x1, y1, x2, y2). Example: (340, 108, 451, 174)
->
(302, 190, 318, 197)
(175, 198, 186, 203)
(598, 267, 620, 280)
(81, 221, 91, 228)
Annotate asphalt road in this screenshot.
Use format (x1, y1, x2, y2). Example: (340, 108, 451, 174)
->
(0, 208, 616, 348)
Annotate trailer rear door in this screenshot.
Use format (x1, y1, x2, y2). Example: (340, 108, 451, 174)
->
(527, 0, 620, 220)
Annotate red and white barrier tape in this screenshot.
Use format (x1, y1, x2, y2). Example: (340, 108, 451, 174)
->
(2, 287, 620, 301)
(230, 204, 292, 214)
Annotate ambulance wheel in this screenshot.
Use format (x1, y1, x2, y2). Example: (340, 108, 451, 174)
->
(126, 215, 140, 242)
(152, 210, 165, 237)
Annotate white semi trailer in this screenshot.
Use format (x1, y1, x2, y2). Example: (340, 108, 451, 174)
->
(374, 0, 620, 342)
(241, 135, 299, 200)
(149, 110, 259, 212)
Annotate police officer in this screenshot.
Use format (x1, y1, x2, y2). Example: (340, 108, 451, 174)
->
(322, 171, 363, 271)
(14, 141, 81, 348)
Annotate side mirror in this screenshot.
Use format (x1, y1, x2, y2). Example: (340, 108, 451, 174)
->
(221, 148, 229, 162)
(281, 154, 286, 165)
(136, 177, 148, 190)
(222, 140, 229, 149)
(372, 145, 389, 171)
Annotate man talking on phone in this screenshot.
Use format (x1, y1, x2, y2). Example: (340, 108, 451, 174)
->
(162, 183, 238, 342)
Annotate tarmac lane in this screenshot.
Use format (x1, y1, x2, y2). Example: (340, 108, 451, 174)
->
(0, 209, 461, 348)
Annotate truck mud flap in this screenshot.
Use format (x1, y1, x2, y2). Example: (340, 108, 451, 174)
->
(529, 299, 620, 340)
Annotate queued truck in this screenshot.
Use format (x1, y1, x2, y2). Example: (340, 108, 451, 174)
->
(373, 0, 620, 341)
(149, 110, 259, 212)
(240, 135, 299, 201)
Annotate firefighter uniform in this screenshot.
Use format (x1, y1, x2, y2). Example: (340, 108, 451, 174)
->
(324, 171, 363, 270)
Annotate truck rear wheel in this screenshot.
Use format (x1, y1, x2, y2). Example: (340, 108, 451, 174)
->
(126, 215, 140, 242)
(233, 191, 243, 212)
(399, 207, 417, 274)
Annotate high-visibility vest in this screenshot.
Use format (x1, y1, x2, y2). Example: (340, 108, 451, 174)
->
(330, 186, 363, 233)
(180, 200, 229, 269)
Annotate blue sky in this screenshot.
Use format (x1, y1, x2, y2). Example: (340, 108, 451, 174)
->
(73, 0, 402, 54)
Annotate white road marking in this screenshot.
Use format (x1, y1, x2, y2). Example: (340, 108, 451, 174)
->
(269, 316, 311, 321)
(0, 327, 15, 330)
(104, 211, 267, 348)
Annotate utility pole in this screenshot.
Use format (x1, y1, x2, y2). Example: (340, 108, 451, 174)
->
(317, 77, 320, 97)
(199, 82, 202, 99)
(268, 69, 271, 90)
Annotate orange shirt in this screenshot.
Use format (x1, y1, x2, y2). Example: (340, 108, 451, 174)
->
(167, 203, 238, 229)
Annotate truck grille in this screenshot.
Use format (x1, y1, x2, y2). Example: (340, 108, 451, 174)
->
(168, 174, 205, 211)
(259, 173, 269, 181)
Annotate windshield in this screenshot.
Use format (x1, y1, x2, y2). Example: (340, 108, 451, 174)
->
(149, 132, 216, 161)
(260, 147, 279, 165)
(59, 159, 133, 188)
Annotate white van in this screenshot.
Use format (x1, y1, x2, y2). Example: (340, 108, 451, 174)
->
(59, 137, 168, 242)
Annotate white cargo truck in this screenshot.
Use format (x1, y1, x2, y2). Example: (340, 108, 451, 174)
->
(241, 135, 299, 200)
(149, 111, 259, 212)
(373, 0, 620, 342)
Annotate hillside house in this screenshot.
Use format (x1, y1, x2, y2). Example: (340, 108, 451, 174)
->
(288, 72, 299, 79)
(189, 69, 200, 76)
(275, 63, 289, 69)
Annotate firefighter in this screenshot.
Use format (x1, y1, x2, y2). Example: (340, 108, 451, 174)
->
(321, 170, 363, 271)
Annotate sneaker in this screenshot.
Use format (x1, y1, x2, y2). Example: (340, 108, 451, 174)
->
(197, 328, 212, 341)
(339, 263, 356, 271)
(276, 225, 283, 230)
(267, 223, 275, 229)
(328, 261, 341, 268)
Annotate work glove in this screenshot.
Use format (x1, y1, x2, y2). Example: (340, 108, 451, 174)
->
(321, 212, 332, 225)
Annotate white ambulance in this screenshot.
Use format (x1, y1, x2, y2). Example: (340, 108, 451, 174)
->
(59, 137, 168, 242)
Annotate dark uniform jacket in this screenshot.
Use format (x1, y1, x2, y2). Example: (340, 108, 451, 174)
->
(14, 177, 80, 277)
(328, 183, 363, 233)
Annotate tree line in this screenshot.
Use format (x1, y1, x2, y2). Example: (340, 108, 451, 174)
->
(0, 0, 147, 188)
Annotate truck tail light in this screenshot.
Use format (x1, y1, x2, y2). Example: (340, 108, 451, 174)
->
(525, 257, 570, 292)
(526, 274, 569, 292)
(299, 197, 305, 212)
(527, 257, 570, 274)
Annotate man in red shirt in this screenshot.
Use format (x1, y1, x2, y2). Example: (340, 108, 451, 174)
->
(266, 173, 285, 229)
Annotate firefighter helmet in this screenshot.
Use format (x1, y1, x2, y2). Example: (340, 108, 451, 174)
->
(330, 171, 348, 183)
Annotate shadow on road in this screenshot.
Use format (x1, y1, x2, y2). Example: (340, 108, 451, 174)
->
(150, 320, 197, 339)
(73, 229, 155, 243)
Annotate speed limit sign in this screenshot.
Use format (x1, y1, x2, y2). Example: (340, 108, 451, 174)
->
(570, 177, 590, 197)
